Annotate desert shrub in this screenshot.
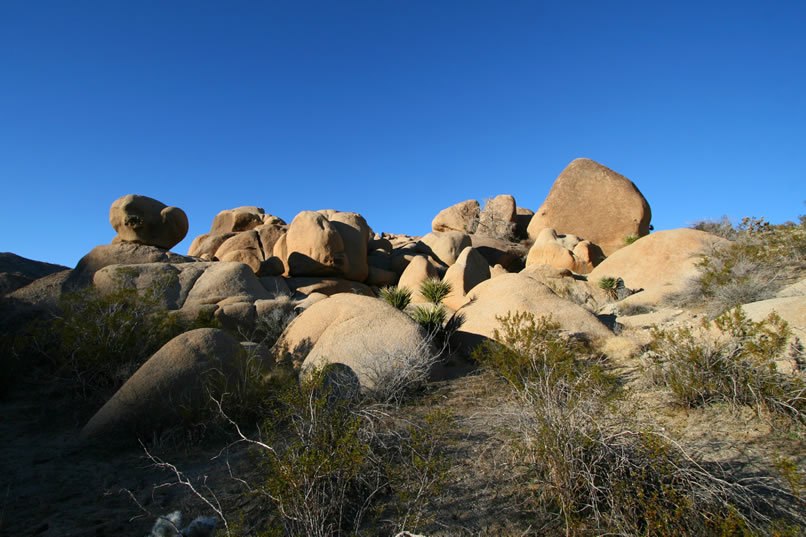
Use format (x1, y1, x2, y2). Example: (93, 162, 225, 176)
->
(474, 312, 787, 535)
(418, 278, 452, 305)
(385, 408, 456, 531)
(22, 270, 218, 399)
(692, 215, 806, 315)
(645, 308, 806, 424)
(243, 297, 297, 349)
(624, 233, 639, 245)
(379, 285, 412, 311)
(256, 366, 380, 537)
(618, 302, 654, 316)
(691, 215, 739, 240)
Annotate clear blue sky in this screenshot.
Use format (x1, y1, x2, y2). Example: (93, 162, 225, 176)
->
(1, 1, 804, 267)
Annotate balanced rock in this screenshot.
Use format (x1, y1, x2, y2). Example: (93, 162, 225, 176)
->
(109, 194, 188, 250)
(432, 200, 480, 233)
(527, 158, 651, 256)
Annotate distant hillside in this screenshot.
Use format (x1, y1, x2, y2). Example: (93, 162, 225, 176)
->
(0, 252, 69, 295)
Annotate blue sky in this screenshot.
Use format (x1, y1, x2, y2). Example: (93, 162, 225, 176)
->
(1, 1, 804, 267)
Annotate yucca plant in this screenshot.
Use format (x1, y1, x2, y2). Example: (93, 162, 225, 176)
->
(419, 278, 452, 304)
(411, 304, 449, 336)
(379, 286, 413, 311)
(597, 276, 619, 300)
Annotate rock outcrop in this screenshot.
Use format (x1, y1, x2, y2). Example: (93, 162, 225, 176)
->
(527, 158, 651, 256)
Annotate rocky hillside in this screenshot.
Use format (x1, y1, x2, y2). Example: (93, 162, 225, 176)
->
(1, 157, 804, 537)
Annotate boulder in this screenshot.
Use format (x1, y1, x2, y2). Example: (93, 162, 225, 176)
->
(588, 228, 725, 307)
(274, 294, 389, 366)
(255, 223, 287, 259)
(741, 296, 806, 352)
(285, 211, 349, 277)
(416, 232, 472, 267)
(514, 207, 534, 239)
(215, 230, 264, 273)
(477, 195, 516, 239)
(442, 247, 491, 310)
(520, 264, 599, 310)
(210, 206, 265, 235)
(525, 228, 603, 274)
(366, 265, 398, 287)
(527, 158, 652, 256)
(470, 235, 526, 272)
(287, 277, 374, 298)
(80, 328, 253, 440)
(432, 200, 480, 233)
(75, 243, 196, 276)
(93, 263, 206, 310)
(183, 262, 271, 306)
(327, 211, 371, 282)
(187, 232, 237, 259)
(109, 194, 189, 250)
(301, 307, 432, 392)
(453, 273, 611, 354)
(398, 256, 440, 303)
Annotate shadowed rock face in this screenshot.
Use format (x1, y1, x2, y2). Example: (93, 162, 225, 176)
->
(109, 194, 189, 250)
(0, 252, 68, 295)
(527, 158, 651, 256)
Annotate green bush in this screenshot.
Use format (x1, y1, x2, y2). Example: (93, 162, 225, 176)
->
(645, 308, 805, 424)
(624, 233, 639, 245)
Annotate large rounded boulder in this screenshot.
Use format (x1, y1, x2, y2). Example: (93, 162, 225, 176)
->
(284, 211, 350, 277)
(527, 158, 651, 256)
(588, 228, 725, 306)
(109, 194, 189, 250)
(80, 328, 254, 441)
(453, 273, 611, 354)
(432, 200, 480, 233)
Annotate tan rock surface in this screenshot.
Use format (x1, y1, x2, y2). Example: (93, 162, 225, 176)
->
(527, 158, 651, 255)
(416, 232, 472, 266)
(328, 211, 371, 282)
(398, 255, 440, 303)
(80, 328, 249, 440)
(285, 211, 349, 277)
(442, 247, 491, 310)
(453, 273, 611, 354)
(209, 206, 265, 235)
(432, 200, 480, 233)
(588, 228, 724, 306)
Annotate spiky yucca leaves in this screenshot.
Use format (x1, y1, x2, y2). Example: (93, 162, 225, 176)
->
(419, 278, 452, 305)
(411, 304, 449, 336)
(597, 276, 619, 300)
(379, 286, 413, 311)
